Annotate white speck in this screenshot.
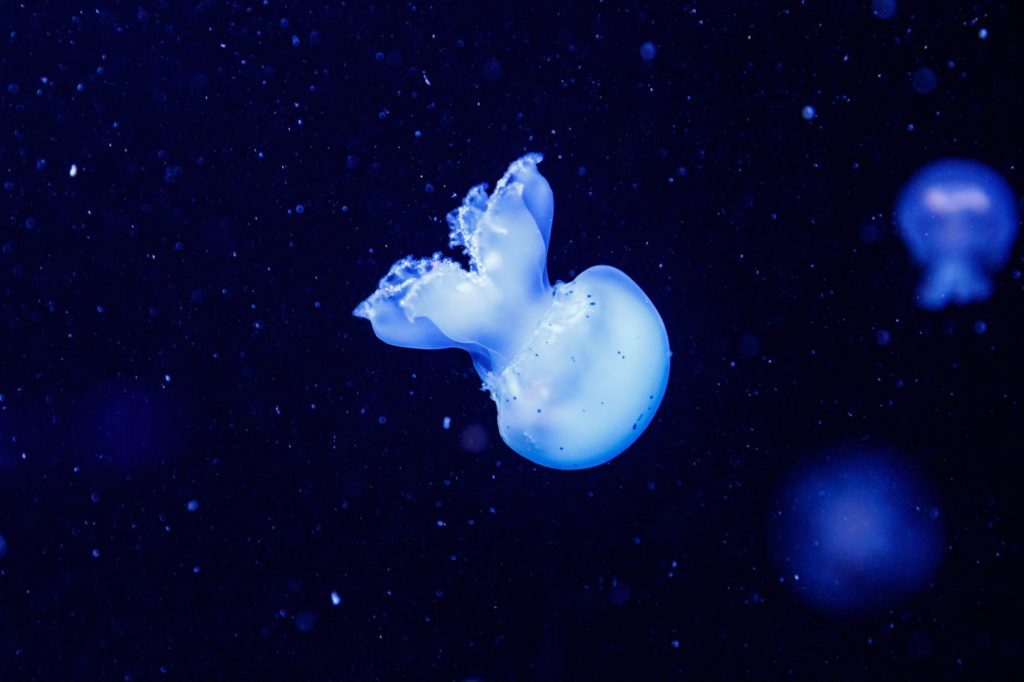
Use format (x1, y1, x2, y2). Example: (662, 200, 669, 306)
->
(423, 71, 431, 86)
(331, 591, 341, 605)
(69, 163, 78, 177)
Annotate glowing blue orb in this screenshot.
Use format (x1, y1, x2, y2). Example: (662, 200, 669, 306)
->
(773, 451, 943, 613)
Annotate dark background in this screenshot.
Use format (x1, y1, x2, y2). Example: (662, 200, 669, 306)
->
(1, 1, 1021, 679)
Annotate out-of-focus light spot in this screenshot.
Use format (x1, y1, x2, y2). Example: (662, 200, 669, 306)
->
(295, 611, 317, 632)
(802, 105, 816, 120)
(872, 0, 897, 20)
(911, 67, 938, 94)
(459, 423, 489, 453)
(772, 449, 943, 613)
(640, 42, 657, 60)
(608, 579, 631, 605)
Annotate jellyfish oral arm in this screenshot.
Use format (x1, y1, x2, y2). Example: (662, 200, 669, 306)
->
(915, 258, 993, 310)
(354, 154, 671, 469)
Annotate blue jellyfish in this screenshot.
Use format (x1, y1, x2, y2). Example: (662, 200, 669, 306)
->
(895, 158, 1020, 309)
(773, 451, 943, 613)
(354, 154, 671, 470)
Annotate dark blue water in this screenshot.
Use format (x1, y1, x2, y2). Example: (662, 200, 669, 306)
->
(1, 2, 1021, 679)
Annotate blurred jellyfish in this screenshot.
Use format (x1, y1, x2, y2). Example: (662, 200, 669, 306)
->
(895, 159, 1019, 309)
(772, 449, 943, 613)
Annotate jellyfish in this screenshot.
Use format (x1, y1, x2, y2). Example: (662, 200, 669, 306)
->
(772, 450, 943, 613)
(354, 154, 671, 470)
(894, 158, 1020, 309)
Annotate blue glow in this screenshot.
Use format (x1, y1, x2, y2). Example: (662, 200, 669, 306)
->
(871, 0, 897, 20)
(774, 451, 943, 613)
(354, 154, 671, 469)
(895, 158, 1020, 309)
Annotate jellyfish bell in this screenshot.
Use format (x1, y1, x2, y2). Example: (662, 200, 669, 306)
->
(354, 154, 671, 469)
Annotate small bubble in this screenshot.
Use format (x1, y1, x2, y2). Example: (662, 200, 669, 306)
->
(871, 0, 897, 20)
(911, 67, 938, 94)
(295, 611, 317, 632)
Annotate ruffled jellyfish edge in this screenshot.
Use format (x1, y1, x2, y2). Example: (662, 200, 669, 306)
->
(352, 254, 488, 323)
(446, 153, 545, 270)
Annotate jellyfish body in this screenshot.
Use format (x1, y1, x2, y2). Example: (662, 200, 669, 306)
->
(354, 154, 671, 469)
(894, 158, 1019, 309)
